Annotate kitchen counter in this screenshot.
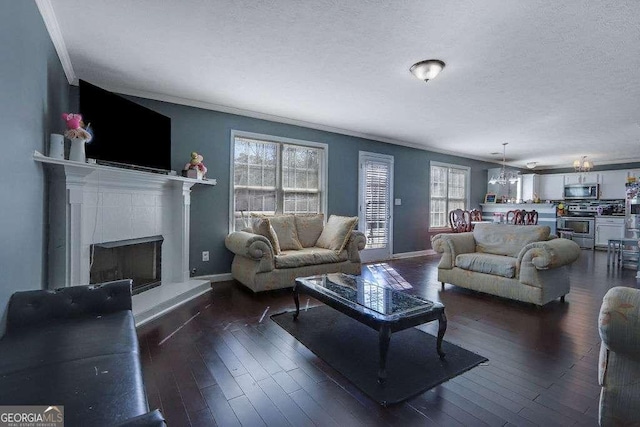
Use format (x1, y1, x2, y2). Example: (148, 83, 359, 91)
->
(480, 203, 557, 233)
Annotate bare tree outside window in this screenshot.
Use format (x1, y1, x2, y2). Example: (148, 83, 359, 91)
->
(232, 136, 325, 231)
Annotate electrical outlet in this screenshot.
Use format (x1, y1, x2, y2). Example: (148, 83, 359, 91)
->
(202, 251, 209, 262)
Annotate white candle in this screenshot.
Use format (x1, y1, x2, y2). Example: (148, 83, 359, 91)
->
(49, 133, 65, 159)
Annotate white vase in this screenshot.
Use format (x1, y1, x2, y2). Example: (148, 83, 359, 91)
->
(68, 137, 86, 162)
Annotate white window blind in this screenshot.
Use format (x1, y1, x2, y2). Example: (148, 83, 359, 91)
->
(232, 134, 325, 231)
(363, 159, 390, 249)
(430, 163, 469, 229)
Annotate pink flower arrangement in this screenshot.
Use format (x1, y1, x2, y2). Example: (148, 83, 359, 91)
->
(62, 113, 92, 142)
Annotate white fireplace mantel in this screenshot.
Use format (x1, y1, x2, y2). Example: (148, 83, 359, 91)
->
(34, 151, 216, 325)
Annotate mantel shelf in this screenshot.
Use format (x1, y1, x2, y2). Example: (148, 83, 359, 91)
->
(33, 151, 217, 186)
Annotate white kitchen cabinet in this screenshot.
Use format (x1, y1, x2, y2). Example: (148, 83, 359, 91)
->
(520, 174, 539, 201)
(538, 174, 565, 201)
(564, 172, 600, 185)
(599, 170, 628, 200)
(595, 217, 625, 247)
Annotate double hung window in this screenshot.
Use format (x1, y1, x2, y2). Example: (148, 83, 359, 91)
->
(231, 132, 326, 231)
(429, 162, 470, 229)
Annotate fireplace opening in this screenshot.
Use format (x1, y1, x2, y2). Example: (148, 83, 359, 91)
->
(90, 235, 163, 295)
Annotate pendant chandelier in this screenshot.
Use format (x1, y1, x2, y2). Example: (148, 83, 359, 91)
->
(489, 143, 520, 185)
(573, 156, 594, 172)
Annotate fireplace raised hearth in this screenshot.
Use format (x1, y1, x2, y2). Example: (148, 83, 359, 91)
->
(90, 236, 163, 295)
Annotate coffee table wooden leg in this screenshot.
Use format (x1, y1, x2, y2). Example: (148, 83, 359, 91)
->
(293, 284, 300, 320)
(437, 311, 447, 359)
(378, 325, 391, 384)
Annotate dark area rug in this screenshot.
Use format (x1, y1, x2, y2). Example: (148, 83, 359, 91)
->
(271, 305, 487, 406)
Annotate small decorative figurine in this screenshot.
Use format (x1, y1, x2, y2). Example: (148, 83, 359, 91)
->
(183, 152, 207, 179)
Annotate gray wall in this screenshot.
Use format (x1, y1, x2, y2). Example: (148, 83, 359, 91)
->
(0, 1, 70, 335)
(69, 87, 495, 275)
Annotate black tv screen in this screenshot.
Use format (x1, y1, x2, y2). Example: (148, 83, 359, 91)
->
(79, 80, 171, 171)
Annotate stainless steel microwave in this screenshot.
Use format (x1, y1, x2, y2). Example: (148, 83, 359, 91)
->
(563, 183, 599, 200)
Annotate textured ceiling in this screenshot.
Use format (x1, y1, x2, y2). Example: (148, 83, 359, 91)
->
(50, 0, 640, 168)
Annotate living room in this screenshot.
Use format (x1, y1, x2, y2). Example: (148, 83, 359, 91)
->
(2, 1, 640, 426)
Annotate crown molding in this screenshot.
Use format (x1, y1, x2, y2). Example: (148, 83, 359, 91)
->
(36, 0, 76, 85)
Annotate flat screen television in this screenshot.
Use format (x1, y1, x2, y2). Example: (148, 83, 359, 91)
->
(79, 80, 172, 172)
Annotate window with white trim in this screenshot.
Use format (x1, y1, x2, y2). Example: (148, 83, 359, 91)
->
(231, 132, 326, 231)
(429, 162, 470, 229)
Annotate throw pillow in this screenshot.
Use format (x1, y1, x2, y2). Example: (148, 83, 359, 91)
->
(315, 215, 358, 253)
(251, 216, 281, 255)
(294, 214, 325, 247)
(269, 215, 303, 251)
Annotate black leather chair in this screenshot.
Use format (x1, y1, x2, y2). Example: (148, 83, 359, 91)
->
(0, 280, 165, 427)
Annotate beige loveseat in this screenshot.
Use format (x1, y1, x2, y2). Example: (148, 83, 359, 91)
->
(598, 286, 640, 426)
(225, 214, 366, 292)
(432, 223, 581, 306)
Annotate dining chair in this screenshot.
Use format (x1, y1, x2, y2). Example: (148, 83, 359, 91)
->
(506, 210, 525, 225)
(523, 210, 539, 225)
(449, 209, 472, 233)
(469, 209, 483, 222)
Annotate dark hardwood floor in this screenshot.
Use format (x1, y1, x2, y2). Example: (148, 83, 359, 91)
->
(137, 250, 639, 426)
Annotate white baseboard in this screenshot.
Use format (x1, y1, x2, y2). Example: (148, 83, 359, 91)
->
(194, 273, 233, 283)
(392, 250, 437, 259)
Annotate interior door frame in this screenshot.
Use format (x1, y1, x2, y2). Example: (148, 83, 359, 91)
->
(358, 151, 394, 263)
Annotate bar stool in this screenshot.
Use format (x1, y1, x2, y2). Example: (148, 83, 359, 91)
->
(620, 238, 640, 269)
(607, 239, 622, 268)
(608, 238, 640, 269)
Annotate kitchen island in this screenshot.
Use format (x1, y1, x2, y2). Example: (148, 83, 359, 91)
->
(479, 203, 557, 234)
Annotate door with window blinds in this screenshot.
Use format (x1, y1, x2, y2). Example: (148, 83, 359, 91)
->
(359, 152, 394, 262)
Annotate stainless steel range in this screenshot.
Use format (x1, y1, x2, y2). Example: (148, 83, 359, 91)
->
(557, 203, 597, 249)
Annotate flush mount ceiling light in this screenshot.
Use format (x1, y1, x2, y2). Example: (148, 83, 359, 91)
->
(573, 155, 594, 172)
(489, 143, 520, 185)
(410, 59, 446, 82)
(526, 162, 537, 169)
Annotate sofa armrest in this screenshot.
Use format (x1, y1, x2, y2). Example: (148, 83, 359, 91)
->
(517, 238, 581, 270)
(225, 231, 275, 273)
(598, 287, 640, 356)
(431, 232, 476, 269)
(225, 231, 275, 260)
(6, 279, 132, 333)
(114, 409, 166, 427)
(345, 230, 366, 262)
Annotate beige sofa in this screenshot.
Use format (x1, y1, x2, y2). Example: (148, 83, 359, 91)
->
(432, 223, 581, 306)
(225, 214, 366, 292)
(598, 286, 640, 426)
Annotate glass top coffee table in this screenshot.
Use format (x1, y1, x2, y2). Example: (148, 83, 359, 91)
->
(293, 273, 446, 383)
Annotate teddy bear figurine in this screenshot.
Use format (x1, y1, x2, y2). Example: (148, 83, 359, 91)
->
(183, 152, 207, 179)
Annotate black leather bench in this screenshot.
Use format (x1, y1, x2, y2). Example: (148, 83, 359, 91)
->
(0, 280, 165, 427)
